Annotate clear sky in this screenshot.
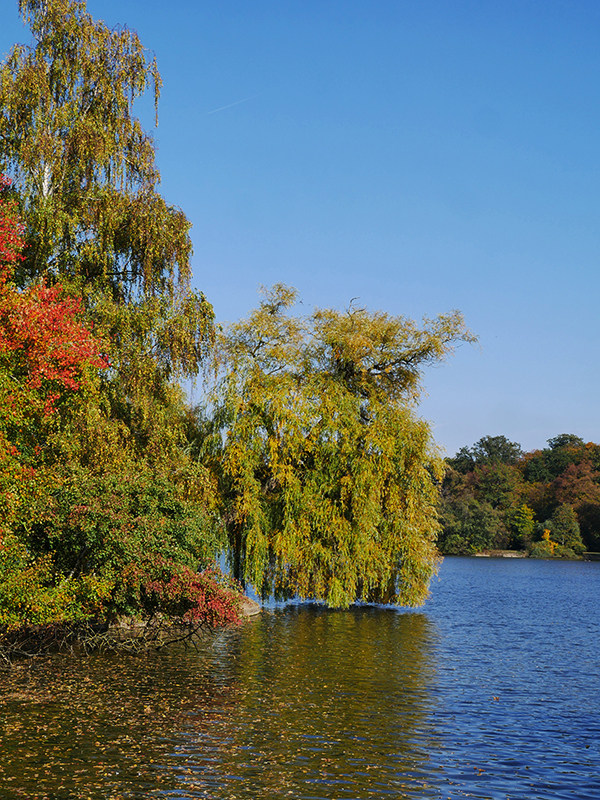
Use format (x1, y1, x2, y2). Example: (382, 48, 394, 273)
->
(2, 0, 600, 456)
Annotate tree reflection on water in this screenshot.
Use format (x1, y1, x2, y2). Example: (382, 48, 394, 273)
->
(0, 606, 440, 799)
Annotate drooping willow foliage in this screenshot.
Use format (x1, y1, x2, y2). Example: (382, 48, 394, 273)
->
(199, 285, 477, 608)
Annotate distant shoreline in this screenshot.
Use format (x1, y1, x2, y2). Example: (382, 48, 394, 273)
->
(471, 549, 600, 561)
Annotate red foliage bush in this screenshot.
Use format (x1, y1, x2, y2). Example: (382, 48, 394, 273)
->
(119, 555, 242, 628)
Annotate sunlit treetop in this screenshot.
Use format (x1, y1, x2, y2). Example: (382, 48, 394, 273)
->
(223, 283, 477, 404)
(0, 0, 190, 302)
(0, 0, 214, 385)
(204, 285, 476, 608)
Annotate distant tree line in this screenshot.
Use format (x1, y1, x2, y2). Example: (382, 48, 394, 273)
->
(438, 434, 598, 558)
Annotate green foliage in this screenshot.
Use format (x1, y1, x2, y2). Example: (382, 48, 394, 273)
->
(465, 463, 522, 511)
(521, 451, 552, 484)
(529, 525, 582, 560)
(3, 0, 551, 635)
(200, 285, 476, 608)
(547, 434, 585, 451)
(438, 444, 524, 555)
(521, 439, 600, 551)
(574, 503, 600, 552)
(509, 503, 536, 548)
(448, 435, 522, 473)
(437, 498, 509, 554)
(0, 0, 214, 388)
(0, 194, 233, 639)
(469, 435, 523, 465)
(1, 453, 235, 632)
(27, 467, 221, 577)
(0, 530, 110, 631)
(528, 539, 555, 559)
(544, 504, 585, 555)
(523, 434, 586, 483)
(442, 432, 600, 556)
(3, 0, 165, 288)
(0, 0, 236, 640)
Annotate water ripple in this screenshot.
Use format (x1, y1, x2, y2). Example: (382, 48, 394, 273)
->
(1, 558, 600, 799)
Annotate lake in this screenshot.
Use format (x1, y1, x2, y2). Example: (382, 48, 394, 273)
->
(1, 556, 599, 799)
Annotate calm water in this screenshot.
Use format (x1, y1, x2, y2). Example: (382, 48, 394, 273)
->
(1, 557, 599, 799)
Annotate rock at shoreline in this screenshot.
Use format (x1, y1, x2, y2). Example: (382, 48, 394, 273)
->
(241, 596, 261, 616)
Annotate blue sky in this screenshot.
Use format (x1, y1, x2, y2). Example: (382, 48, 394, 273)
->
(2, 0, 599, 456)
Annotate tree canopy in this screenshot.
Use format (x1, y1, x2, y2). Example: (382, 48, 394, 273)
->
(449, 435, 523, 473)
(1, 0, 486, 657)
(0, 0, 213, 385)
(199, 285, 476, 608)
(438, 432, 596, 556)
(0, 180, 241, 650)
(0, 0, 239, 654)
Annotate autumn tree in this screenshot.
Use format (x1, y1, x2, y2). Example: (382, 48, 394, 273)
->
(0, 0, 214, 404)
(541, 504, 585, 557)
(439, 433, 527, 554)
(440, 431, 600, 556)
(523, 434, 586, 483)
(1, 175, 106, 506)
(198, 285, 476, 608)
(0, 8, 243, 644)
(0, 0, 224, 569)
(0, 176, 115, 636)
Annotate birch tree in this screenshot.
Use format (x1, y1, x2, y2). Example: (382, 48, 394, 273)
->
(0, 0, 213, 384)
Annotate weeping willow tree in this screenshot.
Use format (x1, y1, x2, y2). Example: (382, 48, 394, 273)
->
(0, 0, 213, 392)
(199, 285, 476, 608)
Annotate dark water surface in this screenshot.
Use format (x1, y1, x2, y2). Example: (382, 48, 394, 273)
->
(1, 557, 599, 799)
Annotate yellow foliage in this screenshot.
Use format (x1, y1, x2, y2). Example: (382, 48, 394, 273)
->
(202, 285, 475, 608)
(542, 528, 557, 553)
